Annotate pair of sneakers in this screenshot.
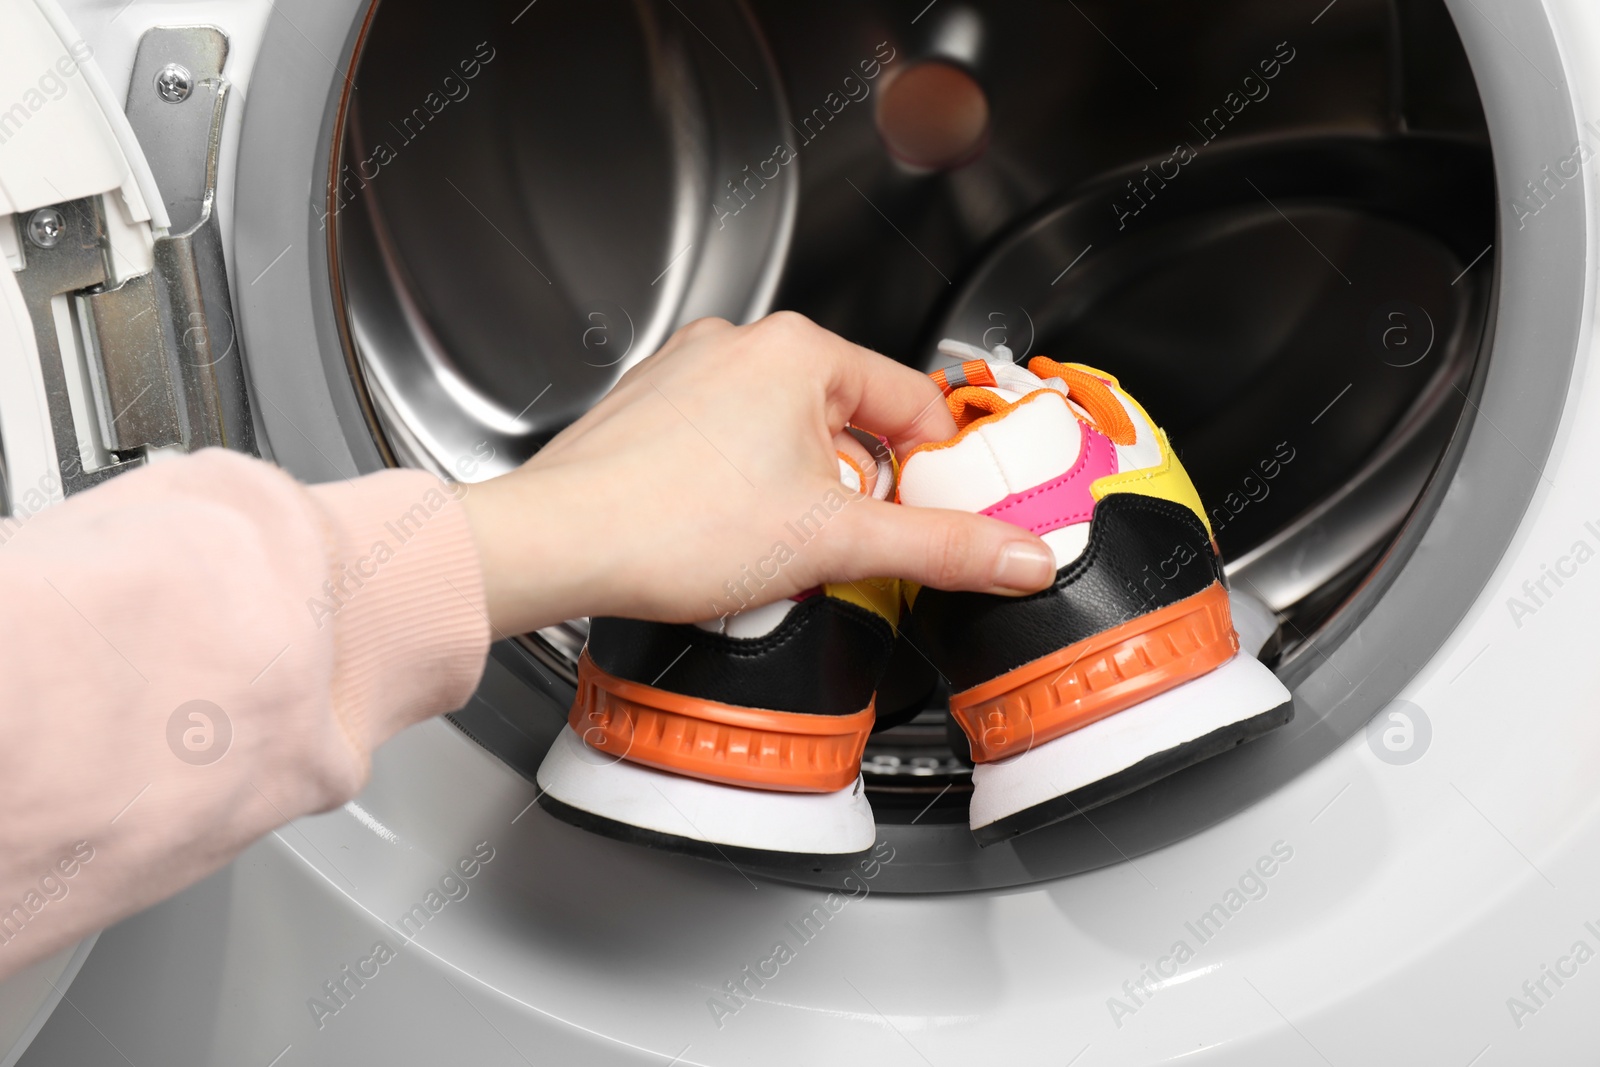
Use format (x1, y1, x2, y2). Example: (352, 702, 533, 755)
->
(535, 345, 1293, 864)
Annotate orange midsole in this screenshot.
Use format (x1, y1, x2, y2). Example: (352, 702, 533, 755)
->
(950, 582, 1238, 763)
(568, 651, 874, 793)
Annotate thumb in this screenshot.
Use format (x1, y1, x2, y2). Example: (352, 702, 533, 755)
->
(834, 498, 1057, 595)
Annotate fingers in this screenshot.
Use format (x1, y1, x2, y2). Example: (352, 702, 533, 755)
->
(844, 357, 959, 456)
(826, 341, 958, 454)
(745, 312, 957, 453)
(833, 498, 1057, 595)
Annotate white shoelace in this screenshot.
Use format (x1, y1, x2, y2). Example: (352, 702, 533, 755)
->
(935, 338, 1070, 400)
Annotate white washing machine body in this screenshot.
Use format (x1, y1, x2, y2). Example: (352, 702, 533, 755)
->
(2, 0, 1600, 1064)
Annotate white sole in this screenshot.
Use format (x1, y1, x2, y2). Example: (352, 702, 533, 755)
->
(969, 652, 1292, 838)
(535, 727, 876, 859)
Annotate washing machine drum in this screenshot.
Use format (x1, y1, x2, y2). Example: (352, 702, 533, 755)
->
(5, 0, 1591, 1061)
(6, 0, 1593, 1062)
(287, 0, 1529, 891)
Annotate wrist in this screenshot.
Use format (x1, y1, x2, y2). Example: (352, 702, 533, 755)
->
(460, 464, 603, 635)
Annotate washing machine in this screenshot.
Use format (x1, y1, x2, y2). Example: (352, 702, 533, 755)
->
(2, 0, 1598, 1061)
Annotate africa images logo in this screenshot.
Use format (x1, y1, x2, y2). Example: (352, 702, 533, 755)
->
(706, 842, 895, 1029)
(1107, 841, 1294, 1028)
(166, 699, 232, 766)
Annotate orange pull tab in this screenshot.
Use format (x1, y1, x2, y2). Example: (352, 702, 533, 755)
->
(930, 359, 998, 394)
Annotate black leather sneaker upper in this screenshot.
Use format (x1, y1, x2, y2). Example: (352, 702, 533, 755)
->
(905, 493, 1225, 693)
(586, 595, 894, 716)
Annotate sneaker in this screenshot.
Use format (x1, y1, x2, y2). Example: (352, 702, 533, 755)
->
(536, 434, 900, 867)
(899, 342, 1294, 846)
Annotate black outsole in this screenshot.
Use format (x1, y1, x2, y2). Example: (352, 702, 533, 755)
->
(536, 793, 872, 872)
(972, 700, 1295, 847)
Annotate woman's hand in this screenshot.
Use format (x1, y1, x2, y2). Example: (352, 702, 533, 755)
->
(461, 313, 1055, 636)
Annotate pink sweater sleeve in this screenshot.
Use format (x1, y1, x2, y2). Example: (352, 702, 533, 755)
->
(0, 449, 490, 978)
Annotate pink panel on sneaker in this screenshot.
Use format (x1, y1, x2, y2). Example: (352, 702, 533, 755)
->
(978, 427, 1118, 535)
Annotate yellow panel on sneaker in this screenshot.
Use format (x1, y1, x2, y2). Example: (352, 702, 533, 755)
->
(1090, 426, 1214, 539)
(824, 577, 901, 629)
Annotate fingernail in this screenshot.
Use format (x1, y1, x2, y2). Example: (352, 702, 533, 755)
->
(993, 541, 1056, 592)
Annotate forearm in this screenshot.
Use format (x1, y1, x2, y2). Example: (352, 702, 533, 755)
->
(0, 450, 488, 978)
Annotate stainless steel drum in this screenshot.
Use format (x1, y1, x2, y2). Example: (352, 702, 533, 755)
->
(332, 0, 1494, 888)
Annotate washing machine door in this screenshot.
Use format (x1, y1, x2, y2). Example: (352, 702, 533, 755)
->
(0, 10, 252, 494)
(12, 0, 1600, 1063)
